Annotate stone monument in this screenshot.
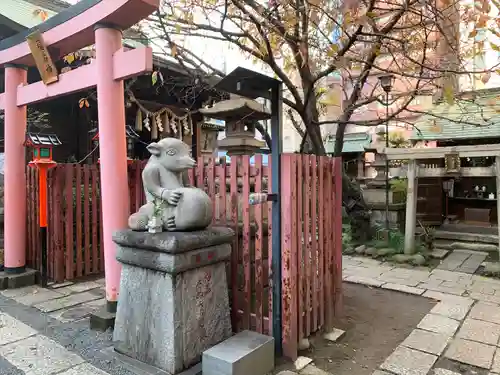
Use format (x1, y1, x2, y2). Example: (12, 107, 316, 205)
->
(113, 138, 234, 374)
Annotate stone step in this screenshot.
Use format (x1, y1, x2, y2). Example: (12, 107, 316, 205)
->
(433, 239, 498, 253)
(432, 230, 498, 245)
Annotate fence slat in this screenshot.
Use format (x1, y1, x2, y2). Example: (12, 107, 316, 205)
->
(207, 157, 216, 223)
(53, 168, 64, 282)
(83, 165, 91, 275)
(266, 156, 273, 335)
(241, 156, 251, 330)
(91, 166, 99, 274)
(318, 157, 325, 327)
(254, 154, 264, 334)
(219, 157, 227, 224)
(281, 154, 298, 360)
(310, 155, 318, 330)
(333, 158, 343, 316)
(324, 158, 334, 331)
(304, 155, 312, 337)
(230, 160, 239, 332)
(64, 165, 74, 280)
(296, 155, 304, 342)
(75, 166, 83, 278)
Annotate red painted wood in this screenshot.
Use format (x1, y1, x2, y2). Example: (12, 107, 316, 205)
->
(324, 158, 334, 331)
(83, 165, 91, 275)
(91, 165, 99, 274)
(229, 159, 239, 331)
(241, 156, 251, 330)
(64, 165, 74, 280)
(333, 157, 344, 317)
(318, 157, 325, 327)
(53, 168, 64, 282)
(254, 154, 264, 333)
(206, 157, 216, 223)
(75, 166, 83, 278)
(303, 155, 312, 337)
(310, 156, 318, 331)
(219, 157, 227, 225)
(266, 156, 273, 333)
(281, 154, 298, 360)
(296, 154, 304, 341)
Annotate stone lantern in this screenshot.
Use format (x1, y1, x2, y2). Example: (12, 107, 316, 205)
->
(200, 97, 269, 156)
(200, 118, 225, 158)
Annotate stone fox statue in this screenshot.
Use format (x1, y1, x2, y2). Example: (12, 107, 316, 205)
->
(128, 138, 213, 231)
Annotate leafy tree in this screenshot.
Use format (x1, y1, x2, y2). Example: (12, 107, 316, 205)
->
(147, 0, 500, 240)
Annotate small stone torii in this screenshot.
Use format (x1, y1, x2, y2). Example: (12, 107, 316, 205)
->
(0, 0, 159, 320)
(381, 144, 500, 255)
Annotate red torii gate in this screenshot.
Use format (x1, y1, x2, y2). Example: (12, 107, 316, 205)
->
(0, 0, 158, 323)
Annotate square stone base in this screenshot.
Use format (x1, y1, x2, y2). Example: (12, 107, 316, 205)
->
(90, 307, 116, 332)
(113, 261, 232, 374)
(0, 268, 37, 290)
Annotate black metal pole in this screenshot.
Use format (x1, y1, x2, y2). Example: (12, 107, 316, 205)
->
(385, 90, 390, 233)
(40, 226, 48, 287)
(270, 82, 283, 356)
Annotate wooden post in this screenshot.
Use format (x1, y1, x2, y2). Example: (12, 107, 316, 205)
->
(404, 160, 418, 254)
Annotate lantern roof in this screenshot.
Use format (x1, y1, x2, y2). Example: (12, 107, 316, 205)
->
(24, 132, 62, 146)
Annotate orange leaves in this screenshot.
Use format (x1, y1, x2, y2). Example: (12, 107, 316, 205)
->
(78, 98, 90, 109)
(33, 9, 49, 22)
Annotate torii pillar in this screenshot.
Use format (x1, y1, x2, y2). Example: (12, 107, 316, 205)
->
(0, 0, 158, 329)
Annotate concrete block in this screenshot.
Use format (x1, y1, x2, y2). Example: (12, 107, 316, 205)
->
(202, 330, 274, 375)
(0, 269, 37, 290)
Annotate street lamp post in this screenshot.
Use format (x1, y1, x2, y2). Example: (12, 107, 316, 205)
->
(378, 74, 394, 234)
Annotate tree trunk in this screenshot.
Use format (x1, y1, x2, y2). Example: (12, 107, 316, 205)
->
(300, 96, 372, 243)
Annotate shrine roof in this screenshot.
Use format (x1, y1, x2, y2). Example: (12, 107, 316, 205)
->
(410, 88, 500, 141)
(324, 132, 372, 154)
(25, 132, 62, 146)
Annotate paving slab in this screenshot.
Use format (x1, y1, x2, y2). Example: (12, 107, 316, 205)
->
(457, 318, 500, 345)
(437, 251, 469, 272)
(433, 369, 461, 375)
(401, 329, 451, 355)
(381, 283, 425, 295)
(444, 338, 495, 369)
(34, 291, 103, 312)
(0, 312, 37, 346)
(417, 314, 460, 336)
(491, 349, 500, 373)
(431, 249, 450, 259)
(456, 253, 488, 274)
(49, 303, 101, 323)
(469, 302, 500, 325)
(430, 299, 473, 320)
(14, 290, 65, 306)
(57, 363, 110, 375)
(0, 335, 85, 375)
(380, 346, 437, 375)
(344, 275, 384, 287)
(1, 285, 42, 298)
(300, 364, 331, 375)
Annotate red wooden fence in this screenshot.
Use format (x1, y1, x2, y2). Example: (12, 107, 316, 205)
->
(25, 154, 342, 360)
(280, 155, 343, 358)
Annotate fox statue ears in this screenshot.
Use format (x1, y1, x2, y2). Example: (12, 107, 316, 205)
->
(146, 142, 162, 156)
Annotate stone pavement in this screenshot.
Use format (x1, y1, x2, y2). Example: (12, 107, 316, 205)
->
(436, 249, 487, 274)
(4, 257, 500, 375)
(0, 278, 132, 375)
(280, 255, 500, 375)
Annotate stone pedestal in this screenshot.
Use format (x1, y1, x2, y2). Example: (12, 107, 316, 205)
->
(112, 227, 235, 375)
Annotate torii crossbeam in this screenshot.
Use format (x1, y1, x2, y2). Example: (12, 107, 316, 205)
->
(0, 0, 158, 326)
